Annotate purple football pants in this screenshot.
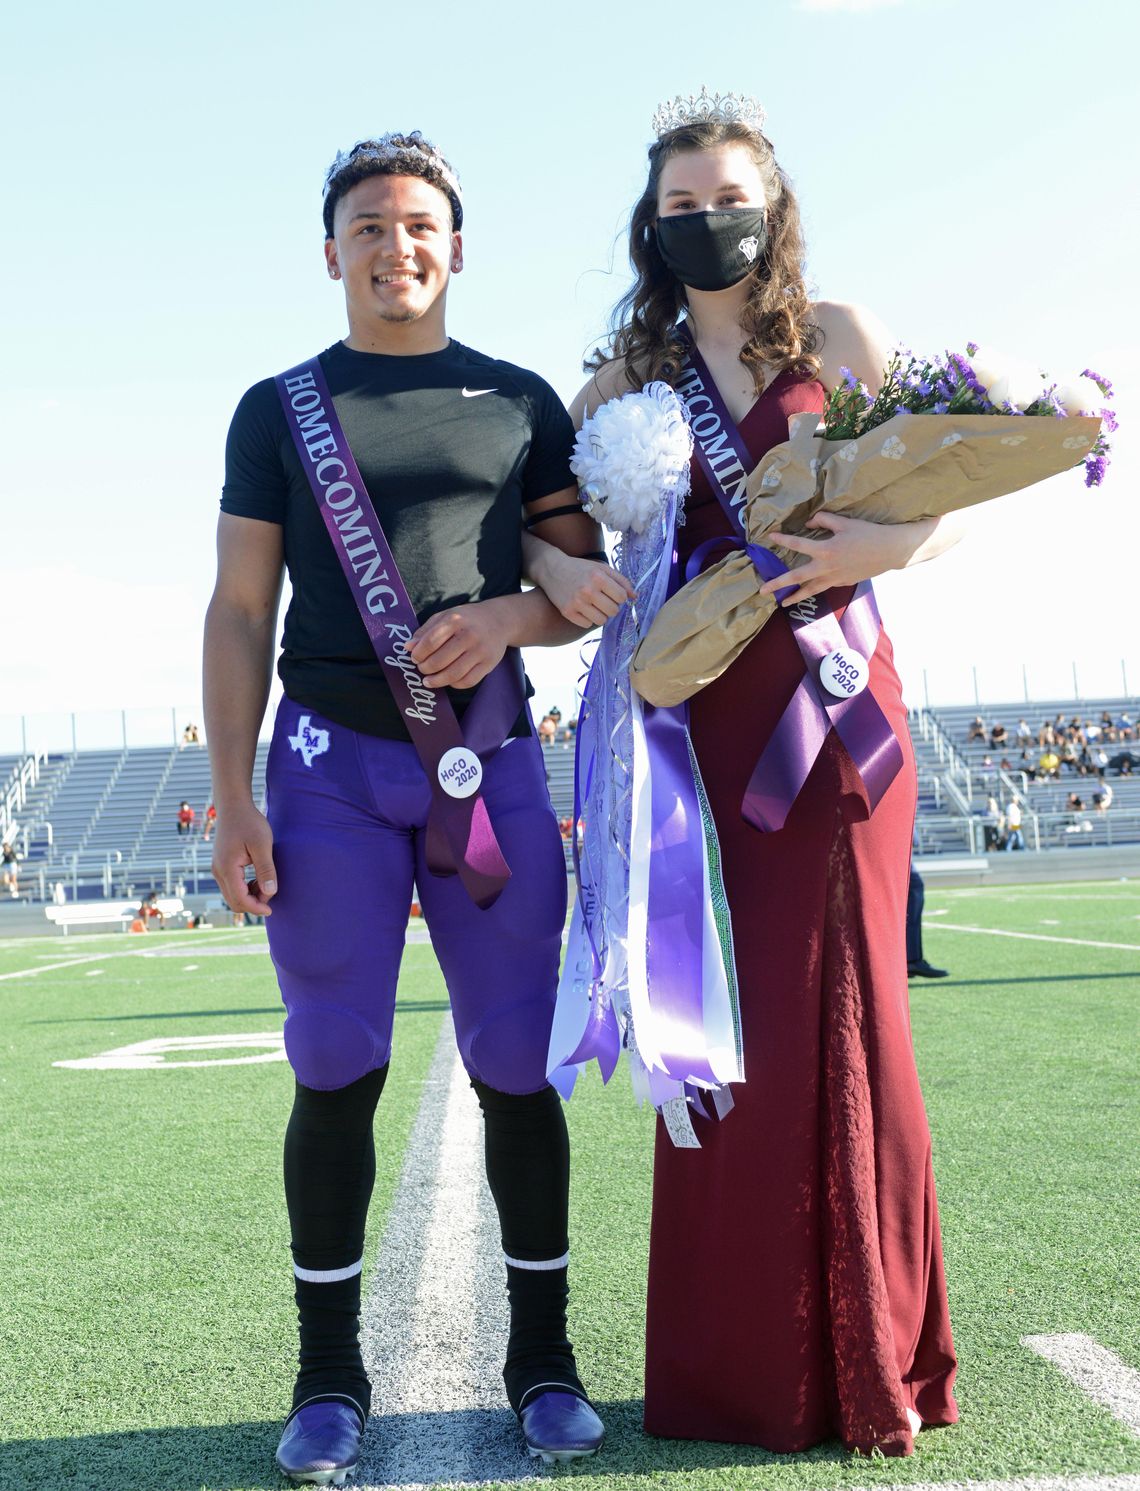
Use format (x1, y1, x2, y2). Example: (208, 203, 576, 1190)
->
(264, 700, 567, 1094)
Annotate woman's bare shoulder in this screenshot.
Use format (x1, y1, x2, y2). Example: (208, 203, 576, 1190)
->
(809, 301, 896, 393)
(569, 357, 634, 427)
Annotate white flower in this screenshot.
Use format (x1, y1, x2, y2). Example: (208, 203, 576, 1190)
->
(1001, 435, 1027, 446)
(1063, 435, 1091, 450)
(838, 442, 858, 463)
(880, 435, 906, 460)
(571, 382, 693, 533)
(941, 433, 962, 448)
(968, 346, 1045, 411)
(1053, 374, 1105, 416)
(760, 467, 782, 490)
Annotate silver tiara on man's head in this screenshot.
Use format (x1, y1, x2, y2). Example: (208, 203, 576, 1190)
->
(651, 88, 767, 140)
(324, 131, 464, 222)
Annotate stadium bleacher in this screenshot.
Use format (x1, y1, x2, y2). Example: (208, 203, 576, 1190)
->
(3, 696, 1137, 904)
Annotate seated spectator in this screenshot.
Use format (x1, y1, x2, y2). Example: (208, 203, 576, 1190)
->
(999, 756, 1014, 774)
(537, 715, 557, 746)
(978, 754, 996, 786)
(176, 801, 195, 835)
(1038, 720, 1056, 747)
(548, 706, 563, 726)
(1068, 716, 1085, 745)
(1086, 719, 1102, 743)
(1093, 784, 1113, 812)
(1118, 712, 1135, 740)
(1037, 748, 1061, 779)
(1066, 791, 1085, 813)
(1120, 756, 1135, 777)
(966, 716, 987, 743)
(990, 722, 1008, 749)
(1016, 719, 1033, 745)
(139, 891, 165, 929)
(558, 816, 573, 840)
(180, 722, 202, 748)
(203, 802, 217, 841)
(1093, 746, 1109, 778)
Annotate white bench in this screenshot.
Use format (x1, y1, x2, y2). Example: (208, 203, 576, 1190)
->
(45, 897, 185, 935)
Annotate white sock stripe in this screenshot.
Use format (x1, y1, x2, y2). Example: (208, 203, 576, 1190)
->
(503, 1251, 570, 1272)
(293, 1257, 363, 1283)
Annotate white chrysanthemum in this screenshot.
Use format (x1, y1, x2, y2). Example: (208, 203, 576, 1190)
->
(572, 382, 693, 533)
(1053, 374, 1105, 416)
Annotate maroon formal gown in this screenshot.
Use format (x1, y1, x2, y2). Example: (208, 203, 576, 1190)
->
(643, 371, 959, 1457)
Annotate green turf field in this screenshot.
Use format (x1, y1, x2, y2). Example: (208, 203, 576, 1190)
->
(0, 881, 1137, 1491)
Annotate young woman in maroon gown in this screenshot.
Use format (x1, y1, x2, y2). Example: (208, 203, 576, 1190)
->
(528, 100, 960, 1457)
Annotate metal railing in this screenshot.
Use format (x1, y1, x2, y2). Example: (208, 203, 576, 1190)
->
(0, 752, 47, 844)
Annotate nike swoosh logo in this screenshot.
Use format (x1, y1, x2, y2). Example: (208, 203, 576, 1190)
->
(461, 387, 496, 398)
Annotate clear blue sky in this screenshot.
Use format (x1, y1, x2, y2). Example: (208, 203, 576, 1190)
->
(3, 0, 1138, 749)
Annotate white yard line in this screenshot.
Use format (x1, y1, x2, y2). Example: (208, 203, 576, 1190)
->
(358, 1016, 532, 1490)
(858, 1480, 1140, 1491)
(933, 924, 1140, 954)
(0, 951, 119, 981)
(1023, 1335, 1140, 1437)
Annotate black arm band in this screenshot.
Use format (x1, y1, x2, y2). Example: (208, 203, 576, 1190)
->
(582, 551, 610, 563)
(524, 503, 588, 530)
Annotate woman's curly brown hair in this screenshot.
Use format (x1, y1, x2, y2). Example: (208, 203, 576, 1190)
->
(589, 120, 821, 392)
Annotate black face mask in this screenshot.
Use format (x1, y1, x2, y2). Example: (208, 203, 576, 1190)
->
(654, 208, 768, 292)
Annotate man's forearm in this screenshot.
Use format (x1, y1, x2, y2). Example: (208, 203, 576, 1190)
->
(203, 599, 277, 806)
(483, 589, 589, 648)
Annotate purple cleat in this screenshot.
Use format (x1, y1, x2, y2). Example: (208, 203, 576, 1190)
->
(275, 1397, 364, 1486)
(519, 1389, 605, 1464)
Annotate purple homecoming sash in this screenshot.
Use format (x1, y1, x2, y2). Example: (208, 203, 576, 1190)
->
(675, 327, 903, 830)
(275, 357, 523, 909)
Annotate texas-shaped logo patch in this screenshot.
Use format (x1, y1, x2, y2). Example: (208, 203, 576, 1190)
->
(288, 714, 330, 767)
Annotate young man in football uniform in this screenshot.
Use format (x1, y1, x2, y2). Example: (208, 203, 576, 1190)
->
(205, 132, 629, 1484)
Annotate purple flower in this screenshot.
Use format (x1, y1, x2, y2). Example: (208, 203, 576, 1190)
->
(1102, 407, 1119, 433)
(949, 352, 985, 398)
(918, 380, 934, 396)
(933, 401, 950, 414)
(840, 366, 858, 390)
(1085, 454, 1107, 487)
(1081, 368, 1114, 398)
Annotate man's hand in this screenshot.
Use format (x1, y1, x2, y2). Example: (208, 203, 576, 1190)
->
(407, 602, 512, 690)
(212, 801, 278, 917)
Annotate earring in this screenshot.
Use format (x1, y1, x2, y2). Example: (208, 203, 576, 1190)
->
(330, 270, 340, 280)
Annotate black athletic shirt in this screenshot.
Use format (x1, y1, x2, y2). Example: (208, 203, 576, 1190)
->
(221, 339, 575, 740)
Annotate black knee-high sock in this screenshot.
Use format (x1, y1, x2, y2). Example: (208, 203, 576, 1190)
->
(471, 1080, 585, 1414)
(283, 1065, 388, 1418)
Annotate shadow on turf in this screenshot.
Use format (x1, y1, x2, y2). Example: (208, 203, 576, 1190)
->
(0, 1402, 854, 1490)
(31, 998, 451, 1025)
(929, 972, 1140, 989)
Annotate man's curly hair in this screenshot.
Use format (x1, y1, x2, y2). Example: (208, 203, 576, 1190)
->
(322, 132, 463, 238)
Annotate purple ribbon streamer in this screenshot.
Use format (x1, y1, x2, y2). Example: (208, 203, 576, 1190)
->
(641, 690, 719, 1087)
(275, 358, 519, 909)
(676, 333, 903, 832)
(561, 650, 621, 1080)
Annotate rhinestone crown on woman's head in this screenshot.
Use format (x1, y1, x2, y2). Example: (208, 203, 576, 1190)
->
(651, 88, 766, 139)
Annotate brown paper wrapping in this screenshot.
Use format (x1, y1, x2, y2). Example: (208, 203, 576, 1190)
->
(631, 411, 1100, 706)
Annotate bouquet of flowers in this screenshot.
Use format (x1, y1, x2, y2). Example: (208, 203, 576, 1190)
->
(546, 384, 743, 1143)
(631, 346, 1113, 708)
